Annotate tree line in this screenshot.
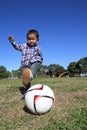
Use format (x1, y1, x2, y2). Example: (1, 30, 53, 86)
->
(0, 57, 87, 79)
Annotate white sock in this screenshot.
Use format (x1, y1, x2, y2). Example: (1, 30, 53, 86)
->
(30, 70, 34, 80)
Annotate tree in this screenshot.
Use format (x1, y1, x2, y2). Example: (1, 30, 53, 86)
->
(12, 67, 22, 78)
(67, 62, 80, 77)
(38, 65, 48, 76)
(0, 66, 11, 79)
(47, 64, 57, 77)
(77, 57, 87, 74)
(55, 65, 66, 77)
(47, 64, 66, 77)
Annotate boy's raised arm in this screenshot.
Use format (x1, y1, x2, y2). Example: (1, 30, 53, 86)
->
(8, 35, 22, 51)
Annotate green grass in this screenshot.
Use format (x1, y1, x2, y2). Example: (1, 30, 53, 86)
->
(0, 77, 87, 130)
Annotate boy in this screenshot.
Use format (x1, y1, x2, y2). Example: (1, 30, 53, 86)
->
(8, 29, 43, 98)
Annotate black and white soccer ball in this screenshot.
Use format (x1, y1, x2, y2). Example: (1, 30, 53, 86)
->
(25, 84, 55, 114)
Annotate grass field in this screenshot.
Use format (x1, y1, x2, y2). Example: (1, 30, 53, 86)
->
(0, 77, 87, 130)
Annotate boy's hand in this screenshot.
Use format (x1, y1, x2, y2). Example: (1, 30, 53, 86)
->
(8, 35, 14, 42)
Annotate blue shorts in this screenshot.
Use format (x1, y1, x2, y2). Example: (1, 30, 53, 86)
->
(23, 62, 41, 79)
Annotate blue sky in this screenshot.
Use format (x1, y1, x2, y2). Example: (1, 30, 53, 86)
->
(0, 0, 87, 71)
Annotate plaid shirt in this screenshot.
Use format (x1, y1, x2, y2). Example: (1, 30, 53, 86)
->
(11, 41, 43, 67)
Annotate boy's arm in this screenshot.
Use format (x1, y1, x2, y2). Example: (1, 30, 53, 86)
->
(8, 35, 22, 51)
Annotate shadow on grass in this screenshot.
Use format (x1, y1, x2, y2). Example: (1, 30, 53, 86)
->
(23, 105, 51, 116)
(23, 105, 37, 115)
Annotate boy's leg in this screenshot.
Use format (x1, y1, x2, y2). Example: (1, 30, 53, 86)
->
(22, 62, 41, 99)
(22, 62, 41, 86)
(22, 68, 30, 86)
(22, 67, 31, 99)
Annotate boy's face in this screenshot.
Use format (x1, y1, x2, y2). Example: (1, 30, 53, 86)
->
(27, 33, 38, 46)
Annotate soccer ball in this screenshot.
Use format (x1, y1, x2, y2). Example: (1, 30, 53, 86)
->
(25, 84, 55, 114)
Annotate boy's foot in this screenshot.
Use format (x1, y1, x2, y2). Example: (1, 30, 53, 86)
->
(25, 82, 31, 91)
(19, 86, 26, 95)
(21, 83, 31, 99)
(22, 68, 30, 86)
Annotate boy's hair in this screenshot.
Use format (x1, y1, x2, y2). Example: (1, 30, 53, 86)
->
(27, 29, 39, 40)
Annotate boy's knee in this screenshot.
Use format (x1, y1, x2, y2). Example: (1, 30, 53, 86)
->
(30, 69, 38, 80)
(30, 62, 41, 80)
